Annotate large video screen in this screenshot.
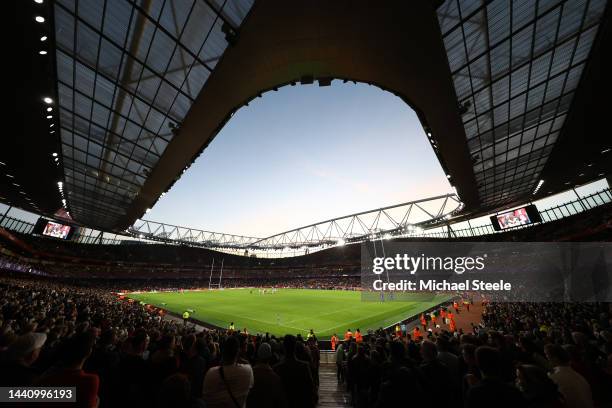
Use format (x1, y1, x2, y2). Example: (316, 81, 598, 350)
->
(490, 204, 542, 231)
(41, 221, 72, 239)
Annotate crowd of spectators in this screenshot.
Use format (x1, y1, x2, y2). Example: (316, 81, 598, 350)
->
(336, 301, 612, 407)
(0, 268, 361, 293)
(0, 277, 324, 408)
(1, 275, 611, 408)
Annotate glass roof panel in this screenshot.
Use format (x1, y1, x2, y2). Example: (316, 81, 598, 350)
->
(53, 0, 254, 229)
(437, 0, 605, 207)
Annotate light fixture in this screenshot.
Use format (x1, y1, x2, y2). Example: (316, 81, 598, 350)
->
(39, 51, 47, 55)
(46, 107, 52, 112)
(46, 115, 52, 119)
(40, 36, 47, 41)
(337, 239, 346, 246)
(446, 174, 451, 179)
(145, 208, 151, 213)
(533, 179, 544, 195)
(34, 0, 44, 3)
(52, 152, 57, 157)
(35, 16, 45, 23)
(6, 174, 14, 178)
(43, 97, 53, 104)
(602, 148, 611, 154)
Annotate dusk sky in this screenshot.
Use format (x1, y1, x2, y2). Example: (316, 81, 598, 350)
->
(146, 81, 452, 237)
(0, 82, 607, 235)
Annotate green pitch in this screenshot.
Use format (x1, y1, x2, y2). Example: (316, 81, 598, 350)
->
(129, 289, 451, 338)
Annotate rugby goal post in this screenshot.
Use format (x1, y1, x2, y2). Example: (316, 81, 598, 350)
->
(208, 258, 224, 290)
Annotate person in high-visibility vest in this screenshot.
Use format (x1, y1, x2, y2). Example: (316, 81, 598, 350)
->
(354, 328, 363, 343)
(447, 311, 454, 324)
(229, 322, 235, 331)
(344, 329, 353, 341)
(395, 324, 402, 337)
(420, 313, 427, 330)
(330, 334, 338, 351)
(307, 329, 315, 341)
(182, 311, 190, 325)
(412, 326, 421, 341)
(449, 318, 457, 333)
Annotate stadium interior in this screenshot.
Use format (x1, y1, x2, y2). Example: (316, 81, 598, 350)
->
(3, 0, 612, 407)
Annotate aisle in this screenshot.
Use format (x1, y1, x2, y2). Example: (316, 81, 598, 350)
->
(318, 363, 350, 407)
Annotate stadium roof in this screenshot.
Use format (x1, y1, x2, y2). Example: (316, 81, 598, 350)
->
(6, 0, 611, 232)
(54, 0, 252, 229)
(437, 0, 609, 209)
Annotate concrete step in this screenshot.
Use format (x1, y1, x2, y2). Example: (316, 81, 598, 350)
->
(318, 363, 350, 407)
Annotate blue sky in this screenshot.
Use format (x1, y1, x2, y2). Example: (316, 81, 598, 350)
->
(146, 82, 451, 237)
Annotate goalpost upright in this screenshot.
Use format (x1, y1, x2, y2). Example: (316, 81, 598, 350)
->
(208, 258, 224, 290)
(218, 259, 224, 289)
(208, 259, 215, 290)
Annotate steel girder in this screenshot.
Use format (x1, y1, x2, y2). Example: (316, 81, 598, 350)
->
(129, 193, 462, 250)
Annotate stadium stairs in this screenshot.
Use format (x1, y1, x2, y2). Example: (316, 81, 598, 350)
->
(318, 363, 350, 407)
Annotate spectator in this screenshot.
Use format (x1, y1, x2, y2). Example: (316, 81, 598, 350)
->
(347, 343, 373, 407)
(545, 344, 593, 408)
(247, 342, 286, 408)
(0, 332, 46, 385)
(84, 329, 120, 406)
(306, 336, 320, 386)
(36, 331, 99, 408)
(515, 364, 564, 408)
(157, 373, 204, 408)
(115, 330, 152, 407)
(335, 341, 345, 383)
(274, 335, 317, 408)
(179, 334, 207, 399)
(460, 343, 481, 398)
(436, 336, 460, 378)
(203, 336, 253, 408)
(419, 340, 453, 405)
(150, 334, 179, 385)
(465, 346, 525, 408)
